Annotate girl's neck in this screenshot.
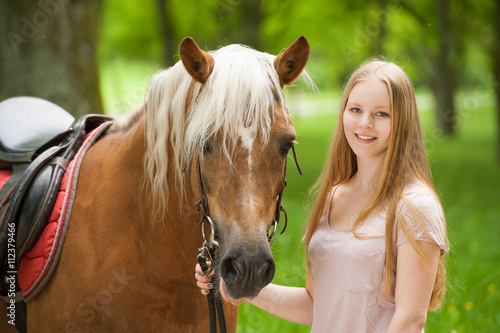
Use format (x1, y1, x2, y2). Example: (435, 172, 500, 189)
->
(351, 154, 385, 192)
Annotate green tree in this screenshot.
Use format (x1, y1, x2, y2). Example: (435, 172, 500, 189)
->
(157, 0, 176, 67)
(398, 0, 461, 135)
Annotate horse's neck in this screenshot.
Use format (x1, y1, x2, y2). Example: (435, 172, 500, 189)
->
(113, 116, 203, 286)
(102, 114, 200, 254)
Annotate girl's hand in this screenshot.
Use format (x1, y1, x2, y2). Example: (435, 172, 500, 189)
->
(195, 261, 245, 305)
(195, 261, 214, 296)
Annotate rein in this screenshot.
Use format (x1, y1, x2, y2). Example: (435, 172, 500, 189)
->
(195, 144, 302, 333)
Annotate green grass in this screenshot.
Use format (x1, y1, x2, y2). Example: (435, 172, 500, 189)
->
(422, 94, 500, 332)
(101, 63, 500, 331)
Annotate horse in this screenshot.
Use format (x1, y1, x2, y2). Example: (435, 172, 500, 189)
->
(0, 35, 310, 332)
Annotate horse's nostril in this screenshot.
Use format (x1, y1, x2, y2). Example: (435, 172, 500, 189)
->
(220, 253, 276, 299)
(221, 257, 241, 285)
(256, 259, 275, 284)
(221, 255, 275, 287)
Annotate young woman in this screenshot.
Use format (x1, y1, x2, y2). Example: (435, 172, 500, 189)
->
(195, 60, 448, 332)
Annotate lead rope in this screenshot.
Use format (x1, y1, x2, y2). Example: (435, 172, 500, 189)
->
(195, 156, 226, 333)
(197, 242, 226, 333)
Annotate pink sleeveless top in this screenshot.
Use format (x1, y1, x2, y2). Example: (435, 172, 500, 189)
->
(306, 184, 446, 333)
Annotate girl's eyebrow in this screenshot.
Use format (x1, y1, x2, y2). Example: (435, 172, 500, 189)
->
(346, 102, 361, 107)
(346, 102, 390, 110)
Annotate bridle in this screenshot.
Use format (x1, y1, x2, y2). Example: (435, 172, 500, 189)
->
(195, 143, 302, 250)
(195, 144, 302, 333)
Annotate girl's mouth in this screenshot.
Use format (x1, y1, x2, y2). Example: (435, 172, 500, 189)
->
(355, 133, 376, 141)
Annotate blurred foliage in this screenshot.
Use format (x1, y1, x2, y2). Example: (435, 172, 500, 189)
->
(98, 0, 497, 92)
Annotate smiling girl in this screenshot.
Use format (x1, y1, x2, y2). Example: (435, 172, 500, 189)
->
(196, 60, 448, 333)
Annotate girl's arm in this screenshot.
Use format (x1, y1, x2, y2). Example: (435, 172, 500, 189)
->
(195, 262, 314, 326)
(245, 264, 314, 325)
(386, 241, 441, 333)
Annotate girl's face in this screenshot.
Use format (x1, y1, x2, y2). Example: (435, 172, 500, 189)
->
(343, 78, 392, 161)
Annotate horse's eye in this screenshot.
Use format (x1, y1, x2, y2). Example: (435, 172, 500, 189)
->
(280, 142, 293, 156)
(203, 140, 213, 155)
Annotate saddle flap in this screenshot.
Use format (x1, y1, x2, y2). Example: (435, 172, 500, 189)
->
(16, 163, 66, 259)
(0, 96, 74, 154)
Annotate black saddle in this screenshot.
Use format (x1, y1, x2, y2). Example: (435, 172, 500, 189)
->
(0, 96, 112, 264)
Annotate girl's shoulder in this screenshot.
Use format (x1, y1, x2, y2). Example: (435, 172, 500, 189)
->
(397, 182, 448, 253)
(400, 182, 443, 215)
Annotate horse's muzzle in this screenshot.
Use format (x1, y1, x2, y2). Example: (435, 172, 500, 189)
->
(220, 250, 275, 300)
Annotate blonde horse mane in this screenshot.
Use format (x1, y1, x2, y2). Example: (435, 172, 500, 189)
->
(142, 44, 293, 218)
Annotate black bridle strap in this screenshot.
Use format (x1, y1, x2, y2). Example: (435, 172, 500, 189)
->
(291, 144, 303, 175)
(271, 143, 302, 241)
(195, 155, 226, 333)
(195, 156, 210, 219)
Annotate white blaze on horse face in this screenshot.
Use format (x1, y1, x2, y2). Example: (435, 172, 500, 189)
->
(239, 126, 256, 169)
(238, 126, 258, 216)
(239, 126, 255, 151)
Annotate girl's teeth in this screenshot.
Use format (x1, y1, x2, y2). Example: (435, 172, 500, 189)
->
(356, 134, 375, 140)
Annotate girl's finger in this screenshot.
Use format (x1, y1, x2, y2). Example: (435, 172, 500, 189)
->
(197, 280, 214, 290)
(196, 262, 214, 276)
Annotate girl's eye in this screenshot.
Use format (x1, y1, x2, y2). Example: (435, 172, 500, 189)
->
(351, 107, 361, 113)
(376, 111, 390, 117)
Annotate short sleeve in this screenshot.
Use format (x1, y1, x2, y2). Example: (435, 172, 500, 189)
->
(396, 185, 448, 255)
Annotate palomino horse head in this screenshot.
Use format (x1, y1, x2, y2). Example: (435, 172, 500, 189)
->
(144, 36, 310, 301)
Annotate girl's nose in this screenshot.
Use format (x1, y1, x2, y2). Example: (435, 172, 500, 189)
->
(358, 113, 374, 129)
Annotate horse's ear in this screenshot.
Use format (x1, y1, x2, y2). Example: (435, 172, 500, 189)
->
(179, 37, 215, 84)
(274, 36, 310, 87)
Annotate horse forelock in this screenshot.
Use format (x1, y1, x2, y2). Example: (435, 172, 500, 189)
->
(186, 45, 287, 160)
(143, 44, 289, 220)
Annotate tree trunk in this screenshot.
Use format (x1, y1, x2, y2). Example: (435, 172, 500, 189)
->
(400, 0, 457, 135)
(434, 0, 456, 135)
(0, 0, 103, 117)
(429, 56, 456, 135)
(216, 0, 261, 49)
(374, 0, 388, 56)
(241, 0, 262, 49)
(157, 0, 176, 67)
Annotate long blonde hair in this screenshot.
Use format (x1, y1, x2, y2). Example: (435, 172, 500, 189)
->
(304, 60, 447, 310)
